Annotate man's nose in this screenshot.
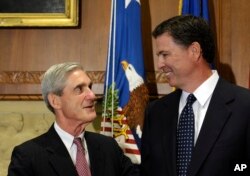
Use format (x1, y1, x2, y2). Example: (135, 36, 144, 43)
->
(86, 89, 96, 99)
(157, 58, 166, 70)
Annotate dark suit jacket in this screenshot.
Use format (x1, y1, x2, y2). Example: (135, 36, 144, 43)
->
(140, 78, 250, 176)
(8, 125, 139, 176)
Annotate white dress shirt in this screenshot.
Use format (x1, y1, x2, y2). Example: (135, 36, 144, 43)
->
(178, 70, 219, 145)
(54, 122, 91, 166)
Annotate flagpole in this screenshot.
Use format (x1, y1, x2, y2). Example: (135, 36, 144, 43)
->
(102, 0, 115, 134)
(111, 0, 117, 137)
(178, 0, 183, 15)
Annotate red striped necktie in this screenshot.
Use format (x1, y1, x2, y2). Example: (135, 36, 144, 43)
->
(73, 137, 91, 176)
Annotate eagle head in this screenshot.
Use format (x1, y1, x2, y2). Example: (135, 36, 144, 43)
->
(121, 60, 144, 92)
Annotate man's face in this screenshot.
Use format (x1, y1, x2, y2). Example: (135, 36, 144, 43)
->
(155, 33, 197, 89)
(58, 69, 96, 124)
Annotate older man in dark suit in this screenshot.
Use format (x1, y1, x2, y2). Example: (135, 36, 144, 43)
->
(8, 62, 139, 176)
(140, 15, 250, 176)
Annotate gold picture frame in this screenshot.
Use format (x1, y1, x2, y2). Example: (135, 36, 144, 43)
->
(0, 0, 79, 27)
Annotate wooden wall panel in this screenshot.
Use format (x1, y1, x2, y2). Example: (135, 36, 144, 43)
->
(0, 1, 111, 71)
(230, 0, 250, 88)
(214, 0, 250, 88)
(0, 0, 249, 100)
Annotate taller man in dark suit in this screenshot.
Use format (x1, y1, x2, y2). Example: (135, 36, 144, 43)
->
(140, 15, 250, 176)
(8, 62, 139, 176)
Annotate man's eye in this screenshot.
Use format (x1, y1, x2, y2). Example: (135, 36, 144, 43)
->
(162, 53, 168, 58)
(157, 52, 169, 59)
(75, 87, 82, 94)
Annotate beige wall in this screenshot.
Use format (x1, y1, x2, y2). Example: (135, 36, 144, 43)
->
(0, 101, 54, 176)
(0, 101, 102, 176)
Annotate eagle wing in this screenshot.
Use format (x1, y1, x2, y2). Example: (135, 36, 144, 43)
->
(123, 84, 149, 129)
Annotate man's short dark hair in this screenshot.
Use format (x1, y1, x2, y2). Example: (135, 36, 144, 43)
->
(152, 15, 215, 64)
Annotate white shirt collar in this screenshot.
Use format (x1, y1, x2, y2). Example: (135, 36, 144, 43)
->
(181, 70, 219, 106)
(193, 70, 219, 106)
(54, 122, 85, 151)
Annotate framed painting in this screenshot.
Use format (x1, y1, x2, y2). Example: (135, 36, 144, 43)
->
(0, 0, 79, 27)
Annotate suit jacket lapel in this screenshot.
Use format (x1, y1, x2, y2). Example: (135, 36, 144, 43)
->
(46, 127, 104, 176)
(162, 89, 182, 176)
(85, 132, 104, 176)
(189, 78, 234, 176)
(45, 125, 78, 176)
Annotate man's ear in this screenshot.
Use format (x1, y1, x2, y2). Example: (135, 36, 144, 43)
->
(48, 93, 61, 110)
(190, 41, 202, 60)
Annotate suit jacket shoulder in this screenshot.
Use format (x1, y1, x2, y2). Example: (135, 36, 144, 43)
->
(8, 125, 77, 176)
(146, 89, 182, 113)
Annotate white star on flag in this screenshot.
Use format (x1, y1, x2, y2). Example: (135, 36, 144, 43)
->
(125, 0, 140, 8)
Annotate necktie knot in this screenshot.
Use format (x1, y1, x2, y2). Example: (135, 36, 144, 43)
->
(186, 94, 196, 106)
(74, 138, 85, 152)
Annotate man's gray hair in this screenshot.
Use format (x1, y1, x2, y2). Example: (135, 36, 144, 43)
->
(41, 62, 84, 113)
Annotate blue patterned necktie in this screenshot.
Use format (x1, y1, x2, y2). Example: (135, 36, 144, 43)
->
(176, 94, 196, 176)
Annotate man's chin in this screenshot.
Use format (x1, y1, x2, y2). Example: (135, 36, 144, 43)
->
(167, 79, 175, 87)
(89, 113, 97, 120)
(82, 115, 96, 126)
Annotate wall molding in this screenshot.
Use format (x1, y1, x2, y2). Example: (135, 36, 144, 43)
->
(0, 71, 171, 100)
(0, 71, 169, 84)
